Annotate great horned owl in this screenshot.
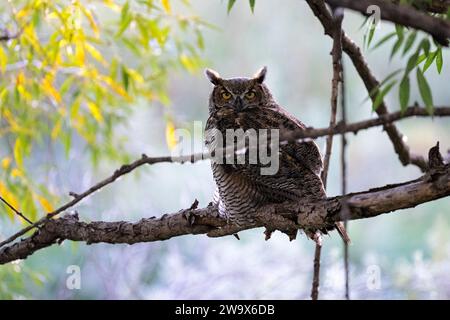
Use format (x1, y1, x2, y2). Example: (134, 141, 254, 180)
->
(204, 67, 349, 243)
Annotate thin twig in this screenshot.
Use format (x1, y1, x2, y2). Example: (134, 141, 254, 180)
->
(311, 231, 322, 300)
(281, 106, 450, 142)
(321, 7, 343, 188)
(0, 195, 33, 224)
(0, 28, 22, 42)
(340, 60, 350, 300)
(312, 6, 344, 301)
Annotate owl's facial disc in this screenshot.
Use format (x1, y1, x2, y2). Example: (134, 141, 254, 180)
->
(207, 67, 270, 114)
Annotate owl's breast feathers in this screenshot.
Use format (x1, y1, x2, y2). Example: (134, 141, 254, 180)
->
(206, 104, 324, 178)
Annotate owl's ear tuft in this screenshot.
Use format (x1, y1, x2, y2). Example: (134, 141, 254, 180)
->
(253, 66, 267, 83)
(205, 68, 222, 85)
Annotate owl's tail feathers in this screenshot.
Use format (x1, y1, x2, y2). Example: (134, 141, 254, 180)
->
(335, 221, 351, 244)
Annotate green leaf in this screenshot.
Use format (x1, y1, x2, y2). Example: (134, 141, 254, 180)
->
(121, 1, 130, 21)
(366, 69, 402, 102)
(416, 53, 427, 66)
(436, 47, 443, 74)
(372, 80, 397, 111)
(423, 50, 437, 72)
(121, 66, 130, 91)
(402, 31, 417, 56)
(227, 0, 236, 13)
(249, 0, 256, 13)
(416, 68, 434, 114)
(390, 35, 404, 59)
(116, 14, 133, 37)
(195, 29, 204, 50)
(399, 76, 410, 113)
(405, 51, 419, 75)
(358, 16, 370, 31)
(395, 24, 404, 39)
(371, 31, 396, 50)
(116, 1, 132, 37)
(419, 38, 430, 56)
(366, 25, 376, 49)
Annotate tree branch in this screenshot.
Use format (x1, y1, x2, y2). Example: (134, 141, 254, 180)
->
(0, 196, 33, 224)
(324, 0, 450, 46)
(1, 105, 449, 249)
(0, 29, 22, 42)
(281, 106, 450, 141)
(306, 0, 430, 172)
(1, 146, 448, 265)
(321, 7, 343, 188)
(312, 5, 344, 301)
(340, 60, 350, 300)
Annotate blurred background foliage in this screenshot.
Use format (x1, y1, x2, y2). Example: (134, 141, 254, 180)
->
(0, 0, 449, 299)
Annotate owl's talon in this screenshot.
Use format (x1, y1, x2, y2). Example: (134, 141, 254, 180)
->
(233, 233, 240, 240)
(264, 228, 274, 240)
(207, 224, 241, 238)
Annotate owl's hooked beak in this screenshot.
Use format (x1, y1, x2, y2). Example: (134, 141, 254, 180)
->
(234, 96, 244, 112)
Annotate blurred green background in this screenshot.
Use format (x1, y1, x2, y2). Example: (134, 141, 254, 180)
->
(1, 0, 449, 299)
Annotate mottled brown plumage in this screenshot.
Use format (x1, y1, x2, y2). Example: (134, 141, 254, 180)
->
(204, 67, 349, 242)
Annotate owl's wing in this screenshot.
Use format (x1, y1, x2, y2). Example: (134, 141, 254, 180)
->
(266, 106, 323, 177)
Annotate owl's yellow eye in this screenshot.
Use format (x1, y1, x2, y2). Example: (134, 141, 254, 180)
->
(245, 91, 256, 99)
(221, 91, 231, 100)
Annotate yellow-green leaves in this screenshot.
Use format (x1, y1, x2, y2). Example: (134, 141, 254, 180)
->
(0, 46, 7, 73)
(13, 138, 25, 169)
(37, 196, 54, 213)
(0, 0, 206, 222)
(87, 101, 104, 123)
(41, 74, 62, 103)
(162, 0, 171, 13)
(80, 5, 100, 37)
(0, 182, 19, 221)
(1, 157, 11, 170)
(165, 120, 177, 150)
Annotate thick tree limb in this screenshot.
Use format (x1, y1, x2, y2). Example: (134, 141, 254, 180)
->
(1, 105, 449, 249)
(1, 150, 448, 265)
(325, 0, 450, 45)
(306, 0, 430, 172)
(406, 0, 450, 14)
